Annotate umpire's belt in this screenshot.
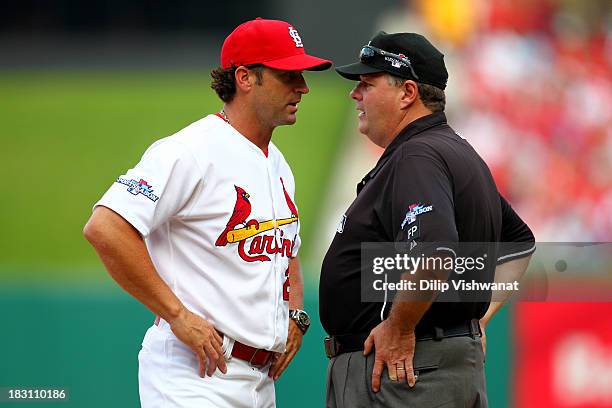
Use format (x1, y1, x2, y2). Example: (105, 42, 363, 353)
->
(324, 319, 481, 359)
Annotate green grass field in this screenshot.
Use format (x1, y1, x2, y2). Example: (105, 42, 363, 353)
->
(0, 71, 511, 407)
(0, 71, 351, 277)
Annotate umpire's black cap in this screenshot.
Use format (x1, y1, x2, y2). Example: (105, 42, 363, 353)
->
(335, 31, 448, 90)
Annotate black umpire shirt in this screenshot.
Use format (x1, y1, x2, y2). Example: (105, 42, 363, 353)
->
(319, 112, 535, 336)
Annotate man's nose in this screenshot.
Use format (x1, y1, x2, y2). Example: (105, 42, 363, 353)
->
(296, 75, 309, 94)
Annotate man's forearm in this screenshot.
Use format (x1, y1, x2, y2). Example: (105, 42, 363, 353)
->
(387, 300, 431, 332)
(482, 255, 532, 324)
(84, 206, 185, 323)
(386, 260, 452, 331)
(288, 257, 304, 309)
(386, 268, 442, 331)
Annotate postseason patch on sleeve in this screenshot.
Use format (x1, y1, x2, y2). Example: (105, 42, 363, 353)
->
(400, 203, 433, 230)
(115, 177, 160, 202)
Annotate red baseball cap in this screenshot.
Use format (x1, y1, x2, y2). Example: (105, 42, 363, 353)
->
(221, 18, 332, 71)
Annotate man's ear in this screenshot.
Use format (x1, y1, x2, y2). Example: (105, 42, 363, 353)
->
(234, 66, 255, 92)
(399, 80, 419, 109)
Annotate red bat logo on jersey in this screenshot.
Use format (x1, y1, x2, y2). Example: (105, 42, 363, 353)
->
(215, 179, 299, 263)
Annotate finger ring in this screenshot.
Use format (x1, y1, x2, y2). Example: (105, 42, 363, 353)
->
(397, 367, 405, 370)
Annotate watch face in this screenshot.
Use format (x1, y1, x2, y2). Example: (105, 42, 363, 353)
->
(299, 313, 310, 327)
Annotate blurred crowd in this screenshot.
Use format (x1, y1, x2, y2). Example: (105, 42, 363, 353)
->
(415, 0, 612, 241)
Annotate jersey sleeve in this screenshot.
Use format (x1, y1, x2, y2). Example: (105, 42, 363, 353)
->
(387, 151, 458, 256)
(497, 194, 536, 264)
(95, 139, 203, 237)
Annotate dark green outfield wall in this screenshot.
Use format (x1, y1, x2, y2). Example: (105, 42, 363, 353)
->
(0, 281, 512, 407)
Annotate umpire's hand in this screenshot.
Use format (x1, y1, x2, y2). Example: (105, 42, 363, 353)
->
(169, 306, 228, 377)
(364, 319, 417, 393)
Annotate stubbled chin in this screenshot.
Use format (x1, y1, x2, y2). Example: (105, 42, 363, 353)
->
(284, 114, 297, 125)
(358, 121, 367, 134)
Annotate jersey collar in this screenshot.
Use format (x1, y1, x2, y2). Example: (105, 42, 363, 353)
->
(212, 113, 271, 158)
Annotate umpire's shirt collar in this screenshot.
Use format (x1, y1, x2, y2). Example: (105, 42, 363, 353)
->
(357, 111, 447, 194)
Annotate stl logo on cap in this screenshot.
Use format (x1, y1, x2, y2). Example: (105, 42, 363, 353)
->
(288, 26, 303, 48)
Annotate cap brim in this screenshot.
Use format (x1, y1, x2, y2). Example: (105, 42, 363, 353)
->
(262, 53, 332, 71)
(335, 62, 383, 80)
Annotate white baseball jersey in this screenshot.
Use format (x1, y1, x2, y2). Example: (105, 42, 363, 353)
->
(96, 114, 301, 352)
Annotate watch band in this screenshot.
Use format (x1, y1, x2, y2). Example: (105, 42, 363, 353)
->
(289, 309, 310, 334)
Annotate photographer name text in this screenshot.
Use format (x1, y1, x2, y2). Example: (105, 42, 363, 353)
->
(373, 279, 520, 292)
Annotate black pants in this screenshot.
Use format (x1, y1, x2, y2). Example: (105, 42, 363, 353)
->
(326, 336, 487, 408)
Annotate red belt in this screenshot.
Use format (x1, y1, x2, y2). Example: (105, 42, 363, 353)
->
(231, 341, 274, 368)
(154, 316, 273, 368)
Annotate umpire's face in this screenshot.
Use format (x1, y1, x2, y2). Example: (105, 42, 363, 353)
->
(350, 73, 406, 148)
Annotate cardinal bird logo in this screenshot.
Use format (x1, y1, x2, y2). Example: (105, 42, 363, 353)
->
(215, 185, 252, 247)
(215, 182, 299, 263)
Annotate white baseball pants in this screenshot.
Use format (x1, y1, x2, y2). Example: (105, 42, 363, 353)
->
(138, 323, 276, 408)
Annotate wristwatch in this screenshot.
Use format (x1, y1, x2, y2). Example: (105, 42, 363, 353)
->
(289, 309, 311, 334)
